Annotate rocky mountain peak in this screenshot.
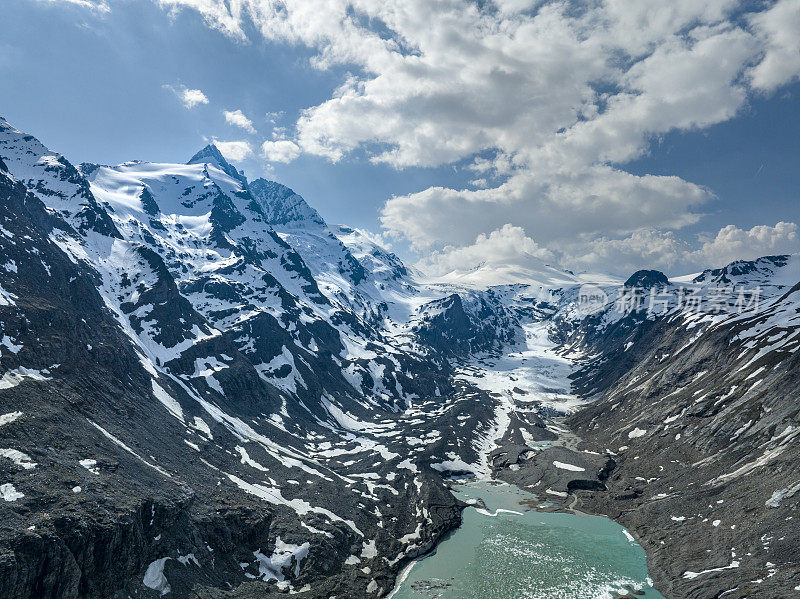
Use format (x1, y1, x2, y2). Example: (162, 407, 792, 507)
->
(624, 269, 670, 289)
(248, 178, 326, 229)
(692, 254, 794, 285)
(187, 144, 247, 184)
(2, 115, 799, 599)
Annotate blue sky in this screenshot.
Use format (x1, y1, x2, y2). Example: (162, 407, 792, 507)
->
(626, 84, 800, 235)
(1, 0, 460, 234)
(2, 0, 799, 276)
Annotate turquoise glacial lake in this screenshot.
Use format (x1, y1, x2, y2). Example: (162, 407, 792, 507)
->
(390, 480, 666, 599)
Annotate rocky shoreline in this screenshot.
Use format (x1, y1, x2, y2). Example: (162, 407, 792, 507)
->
(490, 409, 799, 599)
(1, 116, 797, 598)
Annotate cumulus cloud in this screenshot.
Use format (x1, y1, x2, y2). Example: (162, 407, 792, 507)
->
(564, 229, 691, 275)
(157, 0, 800, 273)
(418, 225, 555, 277)
(420, 222, 800, 279)
(180, 88, 209, 109)
(696, 222, 800, 268)
(381, 168, 708, 251)
(748, 0, 800, 91)
(560, 223, 800, 275)
(214, 140, 253, 162)
(223, 109, 256, 133)
(261, 139, 301, 163)
(164, 84, 209, 109)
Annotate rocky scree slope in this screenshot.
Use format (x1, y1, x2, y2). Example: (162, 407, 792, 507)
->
(1, 116, 799, 598)
(0, 119, 517, 598)
(550, 258, 800, 598)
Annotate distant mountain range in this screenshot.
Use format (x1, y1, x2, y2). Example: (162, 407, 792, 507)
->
(0, 117, 797, 598)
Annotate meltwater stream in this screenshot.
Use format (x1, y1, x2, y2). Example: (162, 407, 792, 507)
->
(390, 480, 665, 599)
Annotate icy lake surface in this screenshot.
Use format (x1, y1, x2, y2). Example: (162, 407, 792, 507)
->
(390, 480, 666, 599)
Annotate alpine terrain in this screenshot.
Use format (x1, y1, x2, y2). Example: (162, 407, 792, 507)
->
(0, 117, 798, 598)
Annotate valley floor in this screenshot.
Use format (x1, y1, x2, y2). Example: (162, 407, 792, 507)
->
(471, 317, 800, 599)
(2, 117, 798, 598)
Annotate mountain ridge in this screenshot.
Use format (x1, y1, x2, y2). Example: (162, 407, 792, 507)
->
(0, 118, 798, 598)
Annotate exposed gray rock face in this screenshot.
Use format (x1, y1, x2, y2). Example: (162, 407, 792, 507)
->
(624, 269, 670, 289)
(1, 117, 799, 599)
(495, 445, 614, 494)
(0, 123, 478, 599)
(692, 254, 792, 285)
(187, 144, 248, 185)
(475, 256, 800, 598)
(248, 179, 326, 229)
(413, 291, 519, 357)
(554, 263, 800, 598)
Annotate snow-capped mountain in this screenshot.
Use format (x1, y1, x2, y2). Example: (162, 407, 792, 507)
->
(1, 117, 798, 598)
(553, 257, 800, 597)
(248, 178, 326, 229)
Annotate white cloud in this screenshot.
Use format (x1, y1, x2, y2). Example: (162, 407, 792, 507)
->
(418, 224, 555, 276)
(418, 221, 800, 279)
(696, 222, 800, 268)
(564, 229, 691, 275)
(157, 0, 800, 274)
(561, 223, 800, 275)
(180, 88, 209, 109)
(261, 139, 301, 163)
(214, 140, 253, 162)
(156, 0, 246, 40)
(223, 109, 256, 133)
(748, 0, 800, 91)
(380, 168, 707, 251)
(164, 84, 209, 109)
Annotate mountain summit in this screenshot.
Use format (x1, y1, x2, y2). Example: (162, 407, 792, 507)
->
(249, 178, 326, 229)
(0, 118, 798, 599)
(187, 143, 247, 184)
